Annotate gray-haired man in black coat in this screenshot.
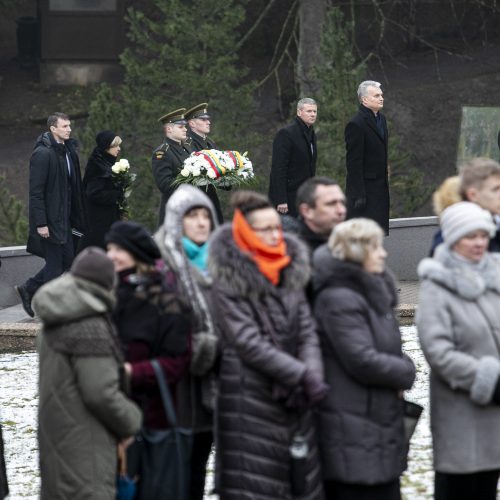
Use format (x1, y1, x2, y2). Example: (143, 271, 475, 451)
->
(15, 112, 86, 317)
(345, 81, 390, 234)
(269, 97, 318, 217)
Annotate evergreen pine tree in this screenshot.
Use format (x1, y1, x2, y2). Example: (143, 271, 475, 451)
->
(0, 176, 28, 245)
(84, 0, 257, 228)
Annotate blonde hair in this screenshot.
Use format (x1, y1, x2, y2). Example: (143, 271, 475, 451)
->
(432, 176, 461, 215)
(459, 158, 500, 199)
(328, 218, 384, 263)
(109, 136, 122, 148)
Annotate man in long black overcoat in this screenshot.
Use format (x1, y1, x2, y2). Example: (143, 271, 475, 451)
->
(16, 112, 87, 317)
(268, 97, 318, 217)
(345, 80, 390, 234)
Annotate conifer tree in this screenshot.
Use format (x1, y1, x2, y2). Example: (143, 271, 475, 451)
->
(0, 176, 28, 245)
(85, 0, 257, 228)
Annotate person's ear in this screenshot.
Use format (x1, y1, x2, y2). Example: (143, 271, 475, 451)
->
(299, 203, 311, 220)
(465, 187, 478, 203)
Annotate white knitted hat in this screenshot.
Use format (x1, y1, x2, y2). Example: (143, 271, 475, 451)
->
(440, 201, 495, 248)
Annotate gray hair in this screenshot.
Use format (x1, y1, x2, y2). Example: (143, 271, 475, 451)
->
(297, 97, 317, 111)
(328, 218, 383, 264)
(357, 81, 381, 102)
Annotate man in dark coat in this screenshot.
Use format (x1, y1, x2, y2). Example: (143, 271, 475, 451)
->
(15, 112, 86, 318)
(269, 97, 318, 217)
(151, 108, 192, 225)
(295, 176, 347, 254)
(185, 102, 224, 223)
(345, 80, 390, 234)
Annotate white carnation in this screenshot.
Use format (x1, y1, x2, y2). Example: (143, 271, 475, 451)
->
(180, 168, 190, 177)
(207, 169, 217, 179)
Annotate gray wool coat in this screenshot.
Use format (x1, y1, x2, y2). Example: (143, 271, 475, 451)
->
(312, 245, 415, 485)
(33, 274, 142, 500)
(417, 245, 500, 474)
(208, 226, 324, 500)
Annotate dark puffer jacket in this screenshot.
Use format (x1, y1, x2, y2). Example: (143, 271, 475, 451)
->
(208, 226, 324, 500)
(311, 245, 416, 485)
(28, 132, 86, 251)
(113, 267, 191, 429)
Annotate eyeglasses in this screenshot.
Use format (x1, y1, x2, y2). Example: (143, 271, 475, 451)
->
(251, 225, 282, 235)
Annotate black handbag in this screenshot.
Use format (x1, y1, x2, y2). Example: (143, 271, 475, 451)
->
(127, 359, 193, 500)
(403, 399, 423, 442)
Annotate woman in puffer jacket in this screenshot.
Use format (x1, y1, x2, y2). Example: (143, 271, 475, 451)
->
(209, 190, 327, 500)
(105, 221, 191, 499)
(312, 218, 415, 500)
(34, 247, 142, 500)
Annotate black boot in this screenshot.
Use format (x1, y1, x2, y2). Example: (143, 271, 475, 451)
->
(15, 284, 34, 318)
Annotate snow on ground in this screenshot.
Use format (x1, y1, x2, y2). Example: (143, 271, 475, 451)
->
(0, 327, 475, 498)
(0, 351, 39, 499)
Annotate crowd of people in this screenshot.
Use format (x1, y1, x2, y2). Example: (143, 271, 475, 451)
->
(4, 88, 500, 499)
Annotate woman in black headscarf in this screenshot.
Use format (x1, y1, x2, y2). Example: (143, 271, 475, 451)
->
(80, 130, 125, 250)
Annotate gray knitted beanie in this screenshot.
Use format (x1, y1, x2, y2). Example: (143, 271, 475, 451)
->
(440, 201, 495, 248)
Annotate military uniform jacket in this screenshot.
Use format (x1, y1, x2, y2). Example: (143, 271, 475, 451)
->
(152, 137, 192, 224)
(186, 129, 217, 151)
(185, 130, 224, 223)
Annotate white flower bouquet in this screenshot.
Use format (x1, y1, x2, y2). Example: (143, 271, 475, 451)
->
(111, 158, 137, 213)
(173, 149, 254, 189)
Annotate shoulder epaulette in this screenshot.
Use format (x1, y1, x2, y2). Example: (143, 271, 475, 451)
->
(153, 142, 170, 159)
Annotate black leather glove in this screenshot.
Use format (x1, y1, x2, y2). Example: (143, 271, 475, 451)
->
(354, 197, 367, 210)
(302, 369, 329, 406)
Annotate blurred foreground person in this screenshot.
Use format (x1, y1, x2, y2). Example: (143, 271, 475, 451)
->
(154, 184, 219, 500)
(312, 218, 415, 500)
(428, 176, 461, 256)
(80, 130, 125, 250)
(209, 191, 326, 499)
(106, 221, 191, 499)
(430, 159, 500, 255)
(34, 247, 141, 500)
(294, 176, 347, 254)
(418, 202, 500, 500)
(0, 423, 7, 499)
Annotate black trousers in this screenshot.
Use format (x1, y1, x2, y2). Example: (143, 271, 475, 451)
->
(190, 431, 213, 500)
(25, 233, 74, 295)
(435, 470, 500, 500)
(324, 479, 401, 500)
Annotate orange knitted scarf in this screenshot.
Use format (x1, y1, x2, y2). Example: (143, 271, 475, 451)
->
(232, 209, 291, 285)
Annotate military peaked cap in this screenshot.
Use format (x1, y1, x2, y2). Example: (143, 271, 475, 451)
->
(185, 102, 210, 120)
(158, 108, 187, 125)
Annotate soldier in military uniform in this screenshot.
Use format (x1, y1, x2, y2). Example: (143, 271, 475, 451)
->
(185, 102, 224, 223)
(152, 108, 192, 224)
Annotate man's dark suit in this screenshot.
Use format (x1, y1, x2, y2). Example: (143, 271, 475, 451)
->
(268, 117, 317, 217)
(185, 130, 224, 223)
(345, 105, 390, 234)
(152, 137, 192, 225)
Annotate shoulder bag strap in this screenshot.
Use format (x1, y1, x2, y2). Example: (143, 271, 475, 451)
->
(150, 359, 178, 428)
